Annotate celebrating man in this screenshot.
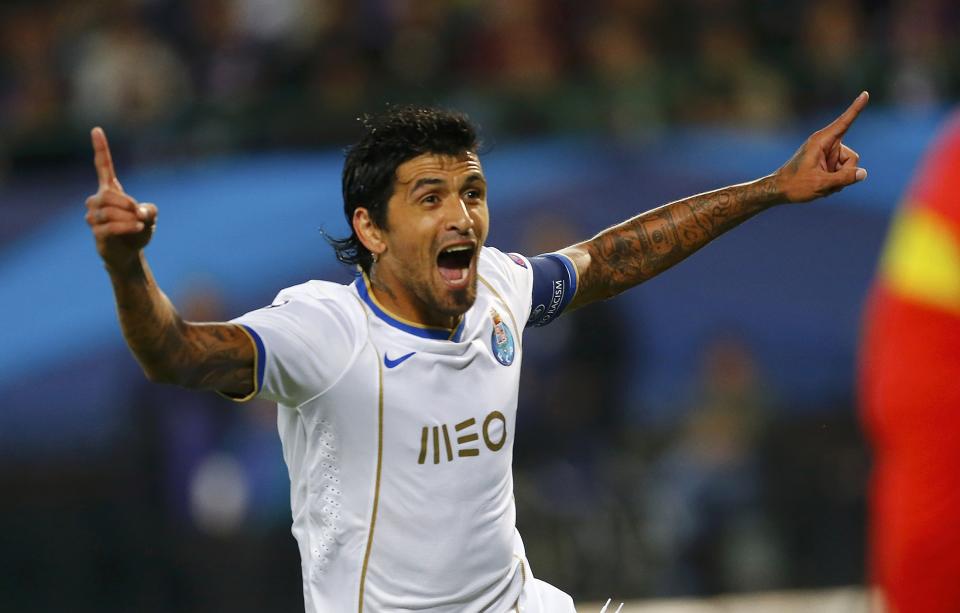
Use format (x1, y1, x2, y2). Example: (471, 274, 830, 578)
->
(86, 95, 868, 612)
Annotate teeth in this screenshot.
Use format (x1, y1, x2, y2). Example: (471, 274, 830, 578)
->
(442, 245, 472, 254)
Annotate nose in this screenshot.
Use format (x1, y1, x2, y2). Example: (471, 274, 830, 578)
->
(444, 195, 474, 234)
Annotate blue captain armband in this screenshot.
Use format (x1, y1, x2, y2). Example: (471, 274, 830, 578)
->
(526, 252, 578, 328)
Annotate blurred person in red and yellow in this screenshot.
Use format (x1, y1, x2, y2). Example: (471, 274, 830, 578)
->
(859, 111, 960, 613)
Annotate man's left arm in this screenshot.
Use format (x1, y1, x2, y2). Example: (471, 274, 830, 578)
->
(560, 92, 870, 309)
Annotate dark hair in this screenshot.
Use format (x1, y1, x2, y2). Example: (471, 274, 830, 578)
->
(328, 105, 480, 273)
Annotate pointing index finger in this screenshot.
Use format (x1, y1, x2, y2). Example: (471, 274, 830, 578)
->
(91, 127, 120, 190)
(823, 91, 869, 138)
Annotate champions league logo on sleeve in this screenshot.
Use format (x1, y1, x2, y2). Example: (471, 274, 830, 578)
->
(508, 253, 528, 268)
(489, 308, 515, 366)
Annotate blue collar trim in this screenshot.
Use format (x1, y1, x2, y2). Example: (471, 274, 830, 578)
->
(354, 276, 465, 342)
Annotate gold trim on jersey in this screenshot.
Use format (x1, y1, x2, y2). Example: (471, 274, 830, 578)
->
(447, 322, 462, 340)
(512, 554, 528, 612)
(358, 344, 385, 612)
(361, 272, 463, 333)
(478, 275, 519, 335)
(215, 323, 260, 403)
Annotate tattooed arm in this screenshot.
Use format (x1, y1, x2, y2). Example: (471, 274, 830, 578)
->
(86, 128, 254, 396)
(107, 255, 255, 394)
(561, 177, 780, 306)
(561, 91, 871, 309)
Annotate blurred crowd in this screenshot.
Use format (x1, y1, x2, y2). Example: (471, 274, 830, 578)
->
(2, 0, 958, 178)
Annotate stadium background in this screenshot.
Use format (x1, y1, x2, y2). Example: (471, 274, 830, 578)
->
(0, 0, 955, 610)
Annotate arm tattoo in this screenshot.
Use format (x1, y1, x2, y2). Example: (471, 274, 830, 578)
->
(111, 256, 255, 395)
(570, 175, 782, 307)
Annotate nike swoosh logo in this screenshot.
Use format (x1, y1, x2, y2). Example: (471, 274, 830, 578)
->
(384, 351, 416, 369)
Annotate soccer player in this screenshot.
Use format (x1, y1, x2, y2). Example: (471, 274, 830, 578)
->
(860, 110, 960, 613)
(86, 95, 868, 612)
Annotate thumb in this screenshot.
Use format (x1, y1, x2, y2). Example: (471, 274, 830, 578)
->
(138, 203, 158, 223)
(830, 166, 867, 189)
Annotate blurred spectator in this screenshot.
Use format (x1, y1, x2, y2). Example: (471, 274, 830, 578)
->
(793, 0, 875, 115)
(456, 0, 569, 136)
(0, 5, 72, 173)
(886, 0, 957, 111)
(684, 19, 792, 129)
(644, 332, 782, 596)
(575, 14, 668, 137)
(68, 5, 192, 130)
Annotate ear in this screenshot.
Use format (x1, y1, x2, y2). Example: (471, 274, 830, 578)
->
(352, 207, 386, 258)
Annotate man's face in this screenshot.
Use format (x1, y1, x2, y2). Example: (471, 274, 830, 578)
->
(376, 151, 489, 321)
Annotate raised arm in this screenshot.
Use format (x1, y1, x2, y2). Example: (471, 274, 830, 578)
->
(561, 92, 869, 309)
(85, 128, 255, 396)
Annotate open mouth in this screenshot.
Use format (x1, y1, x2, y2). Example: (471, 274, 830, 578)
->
(436, 244, 476, 286)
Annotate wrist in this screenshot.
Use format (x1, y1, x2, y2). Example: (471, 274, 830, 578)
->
(757, 173, 789, 207)
(104, 251, 146, 280)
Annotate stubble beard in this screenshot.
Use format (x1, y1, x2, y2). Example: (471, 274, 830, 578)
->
(416, 272, 478, 322)
(439, 283, 477, 318)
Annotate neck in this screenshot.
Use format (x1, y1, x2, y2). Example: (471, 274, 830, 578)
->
(366, 266, 459, 330)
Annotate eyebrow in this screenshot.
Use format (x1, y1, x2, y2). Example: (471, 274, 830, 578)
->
(463, 173, 486, 186)
(409, 177, 444, 195)
(409, 173, 486, 195)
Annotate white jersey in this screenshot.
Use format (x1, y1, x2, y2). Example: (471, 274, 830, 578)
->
(231, 247, 578, 612)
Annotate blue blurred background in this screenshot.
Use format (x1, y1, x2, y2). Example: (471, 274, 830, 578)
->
(1, 0, 956, 610)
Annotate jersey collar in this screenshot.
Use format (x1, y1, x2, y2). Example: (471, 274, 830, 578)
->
(353, 273, 465, 342)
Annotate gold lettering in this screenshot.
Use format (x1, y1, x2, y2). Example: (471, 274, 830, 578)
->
(483, 411, 507, 451)
(419, 412, 508, 464)
(418, 426, 428, 464)
(441, 424, 453, 462)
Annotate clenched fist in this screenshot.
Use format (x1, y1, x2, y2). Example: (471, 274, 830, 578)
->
(85, 127, 158, 273)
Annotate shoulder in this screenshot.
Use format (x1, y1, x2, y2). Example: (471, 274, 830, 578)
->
(275, 279, 363, 311)
(478, 246, 532, 288)
(477, 246, 535, 325)
(243, 279, 368, 337)
(274, 279, 359, 302)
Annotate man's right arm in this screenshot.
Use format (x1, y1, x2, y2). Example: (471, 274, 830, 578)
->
(87, 127, 255, 397)
(108, 254, 255, 395)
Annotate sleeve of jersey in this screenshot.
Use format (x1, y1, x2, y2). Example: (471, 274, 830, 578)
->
(225, 291, 361, 406)
(526, 253, 578, 328)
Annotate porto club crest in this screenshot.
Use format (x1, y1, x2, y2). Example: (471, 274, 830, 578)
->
(489, 308, 515, 366)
